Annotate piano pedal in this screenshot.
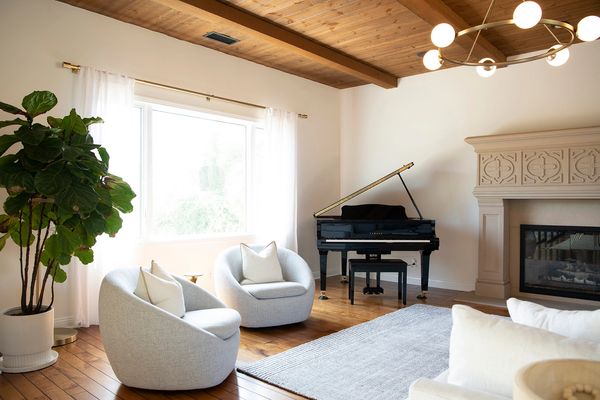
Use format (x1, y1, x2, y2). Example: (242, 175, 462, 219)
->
(319, 291, 329, 300)
(417, 291, 428, 300)
(341, 276, 349, 284)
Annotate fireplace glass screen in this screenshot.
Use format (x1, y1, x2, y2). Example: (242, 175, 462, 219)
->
(520, 225, 600, 301)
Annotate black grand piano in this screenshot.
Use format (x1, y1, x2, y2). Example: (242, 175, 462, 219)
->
(314, 162, 439, 300)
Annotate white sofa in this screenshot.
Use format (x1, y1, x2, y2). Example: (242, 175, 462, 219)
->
(408, 301, 600, 400)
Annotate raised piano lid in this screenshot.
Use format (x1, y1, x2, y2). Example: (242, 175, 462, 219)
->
(341, 204, 407, 220)
(313, 162, 414, 217)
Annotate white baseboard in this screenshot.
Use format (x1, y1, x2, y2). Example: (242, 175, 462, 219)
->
(312, 270, 474, 292)
(54, 316, 76, 328)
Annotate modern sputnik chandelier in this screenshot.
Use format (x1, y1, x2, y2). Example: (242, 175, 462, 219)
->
(422, 1, 600, 77)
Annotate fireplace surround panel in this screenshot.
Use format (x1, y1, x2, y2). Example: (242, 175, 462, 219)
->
(466, 126, 600, 304)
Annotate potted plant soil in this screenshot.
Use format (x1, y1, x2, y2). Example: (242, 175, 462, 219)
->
(0, 91, 135, 372)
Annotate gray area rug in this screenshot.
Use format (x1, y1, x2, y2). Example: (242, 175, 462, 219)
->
(238, 304, 452, 400)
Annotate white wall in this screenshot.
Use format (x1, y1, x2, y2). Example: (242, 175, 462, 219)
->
(0, 0, 340, 322)
(340, 40, 600, 291)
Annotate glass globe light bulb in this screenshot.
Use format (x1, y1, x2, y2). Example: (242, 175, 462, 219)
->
(546, 45, 570, 67)
(476, 58, 497, 78)
(577, 15, 600, 42)
(431, 23, 456, 48)
(423, 49, 442, 71)
(513, 1, 542, 29)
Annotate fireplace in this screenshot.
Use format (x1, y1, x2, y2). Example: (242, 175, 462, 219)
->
(520, 224, 600, 301)
(465, 126, 600, 302)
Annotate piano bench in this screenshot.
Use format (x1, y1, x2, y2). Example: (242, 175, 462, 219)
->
(348, 259, 407, 306)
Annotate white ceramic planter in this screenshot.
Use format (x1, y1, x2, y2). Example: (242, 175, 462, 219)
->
(0, 306, 58, 373)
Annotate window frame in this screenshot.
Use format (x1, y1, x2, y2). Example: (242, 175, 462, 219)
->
(134, 96, 263, 243)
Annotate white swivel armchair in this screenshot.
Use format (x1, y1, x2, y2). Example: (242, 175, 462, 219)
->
(99, 268, 241, 390)
(214, 245, 315, 328)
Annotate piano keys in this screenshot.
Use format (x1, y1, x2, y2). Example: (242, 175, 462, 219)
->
(314, 163, 440, 300)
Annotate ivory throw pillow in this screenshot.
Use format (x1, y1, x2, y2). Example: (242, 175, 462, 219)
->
(240, 242, 284, 285)
(448, 305, 600, 398)
(134, 261, 186, 317)
(507, 297, 600, 342)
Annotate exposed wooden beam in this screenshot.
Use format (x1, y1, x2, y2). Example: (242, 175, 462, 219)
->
(397, 0, 506, 63)
(154, 0, 398, 88)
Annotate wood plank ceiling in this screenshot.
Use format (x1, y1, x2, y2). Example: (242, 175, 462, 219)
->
(57, 0, 600, 89)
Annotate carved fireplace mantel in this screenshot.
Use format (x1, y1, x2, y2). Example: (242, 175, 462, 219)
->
(465, 126, 600, 299)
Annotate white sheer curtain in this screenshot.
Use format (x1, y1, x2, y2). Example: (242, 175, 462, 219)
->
(70, 66, 138, 326)
(251, 108, 298, 251)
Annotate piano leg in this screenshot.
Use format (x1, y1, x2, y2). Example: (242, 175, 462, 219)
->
(319, 250, 329, 300)
(341, 251, 348, 283)
(417, 250, 432, 299)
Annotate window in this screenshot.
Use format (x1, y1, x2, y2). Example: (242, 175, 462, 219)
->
(137, 101, 262, 239)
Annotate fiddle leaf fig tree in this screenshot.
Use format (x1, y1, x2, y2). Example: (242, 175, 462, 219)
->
(0, 91, 136, 315)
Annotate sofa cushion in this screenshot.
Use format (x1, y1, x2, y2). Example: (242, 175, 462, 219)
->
(448, 305, 600, 398)
(409, 378, 509, 400)
(183, 308, 241, 340)
(240, 242, 284, 284)
(507, 297, 600, 342)
(243, 281, 307, 299)
(134, 265, 185, 318)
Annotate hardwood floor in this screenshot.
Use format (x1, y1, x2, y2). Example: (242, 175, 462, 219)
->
(0, 277, 507, 400)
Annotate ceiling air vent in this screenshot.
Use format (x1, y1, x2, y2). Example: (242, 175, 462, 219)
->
(203, 31, 239, 45)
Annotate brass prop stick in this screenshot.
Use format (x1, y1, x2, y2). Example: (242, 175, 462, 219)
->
(61, 62, 308, 119)
(313, 162, 414, 217)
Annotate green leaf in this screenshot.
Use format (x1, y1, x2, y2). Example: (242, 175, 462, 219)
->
(7, 170, 35, 193)
(0, 214, 11, 233)
(61, 109, 87, 136)
(44, 226, 79, 259)
(23, 137, 62, 162)
(82, 211, 106, 236)
(73, 143, 100, 151)
(0, 118, 28, 129)
(0, 101, 26, 116)
(49, 264, 67, 283)
(34, 162, 71, 195)
(97, 147, 109, 169)
(56, 184, 98, 215)
(46, 116, 62, 129)
(76, 158, 106, 176)
(4, 192, 30, 215)
(57, 225, 80, 249)
(30, 204, 50, 230)
(9, 219, 35, 247)
(74, 224, 96, 248)
(105, 208, 123, 236)
(0, 154, 19, 187)
(104, 174, 136, 213)
(0, 233, 8, 251)
(15, 124, 50, 145)
(82, 116, 103, 127)
(0, 135, 20, 157)
(74, 248, 94, 264)
(63, 145, 85, 162)
(21, 91, 57, 118)
(63, 215, 81, 229)
(69, 133, 93, 146)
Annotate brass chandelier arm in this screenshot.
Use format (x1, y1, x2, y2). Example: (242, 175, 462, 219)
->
(464, 0, 496, 63)
(441, 19, 575, 67)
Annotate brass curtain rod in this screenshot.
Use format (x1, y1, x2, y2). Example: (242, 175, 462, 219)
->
(62, 62, 308, 119)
